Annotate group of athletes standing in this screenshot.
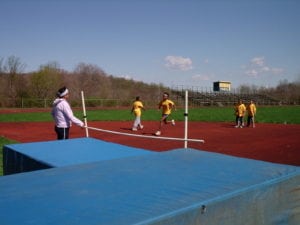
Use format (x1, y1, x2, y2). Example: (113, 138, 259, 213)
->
(234, 99, 257, 128)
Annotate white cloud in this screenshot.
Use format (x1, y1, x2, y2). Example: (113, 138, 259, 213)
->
(123, 75, 132, 80)
(271, 68, 284, 74)
(251, 57, 265, 67)
(116, 74, 132, 80)
(245, 69, 258, 77)
(261, 66, 270, 72)
(164, 55, 193, 71)
(245, 56, 284, 77)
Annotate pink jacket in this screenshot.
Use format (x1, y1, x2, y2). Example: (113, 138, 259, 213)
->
(51, 98, 84, 128)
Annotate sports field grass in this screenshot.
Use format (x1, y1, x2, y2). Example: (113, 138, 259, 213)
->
(0, 106, 299, 123)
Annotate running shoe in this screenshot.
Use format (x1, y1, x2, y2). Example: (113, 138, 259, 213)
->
(171, 119, 175, 126)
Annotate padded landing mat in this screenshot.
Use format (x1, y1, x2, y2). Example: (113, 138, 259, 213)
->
(3, 137, 154, 174)
(0, 149, 299, 225)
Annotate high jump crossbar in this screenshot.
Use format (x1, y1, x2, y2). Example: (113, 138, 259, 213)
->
(81, 90, 205, 147)
(85, 125, 204, 143)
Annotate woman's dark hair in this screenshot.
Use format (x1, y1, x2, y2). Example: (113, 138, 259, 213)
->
(56, 86, 67, 98)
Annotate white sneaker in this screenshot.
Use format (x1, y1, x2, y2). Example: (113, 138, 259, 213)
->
(171, 119, 175, 126)
(155, 131, 161, 136)
(139, 125, 144, 129)
(132, 127, 137, 131)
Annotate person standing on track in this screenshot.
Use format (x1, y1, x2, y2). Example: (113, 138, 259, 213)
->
(131, 96, 145, 131)
(155, 92, 176, 136)
(51, 86, 84, 140)
(235, 99, 246, 128)
(247, 100, 257, 128)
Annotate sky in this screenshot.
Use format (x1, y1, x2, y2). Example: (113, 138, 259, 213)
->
(1, 0, 300, 90)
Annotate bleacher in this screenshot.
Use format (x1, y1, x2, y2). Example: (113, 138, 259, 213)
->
(172, 89, 280, 107)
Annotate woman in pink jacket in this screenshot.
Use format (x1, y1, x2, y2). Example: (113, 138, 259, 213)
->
(51, 87, 84, 140)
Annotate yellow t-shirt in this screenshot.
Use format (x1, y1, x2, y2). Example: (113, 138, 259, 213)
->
(237, 103, 246, 117)
(132, 100, 144, 116)
(159, 99, 174, 115)
(247, 103, 256, 116)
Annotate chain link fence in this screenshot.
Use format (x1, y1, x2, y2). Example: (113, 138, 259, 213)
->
(0, 92, 297, 109)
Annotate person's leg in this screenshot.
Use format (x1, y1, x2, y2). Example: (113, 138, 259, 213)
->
(161, 114, 169, 126)
(235, 116, 240, 128)
(252, 116, 255, 128)
(136, 116, 141, 128)
(132, 115, 139, 131)
(64, 128, 69, 139)
(158, 118, 163, 130)
(137, 116, 144, 129)
(156, 114, 168, 135)
(55, 126, 63, 139)
(237, 117, 243, 128)
(247, 116, 251, 127)
(55, 126, 69, 139)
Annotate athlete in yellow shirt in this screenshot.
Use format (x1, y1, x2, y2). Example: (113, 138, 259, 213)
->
(155, 92, 176, 136)
(235, 99, 246, 128)
(247, 100, 257, 128)
(131, 96, 145, 131)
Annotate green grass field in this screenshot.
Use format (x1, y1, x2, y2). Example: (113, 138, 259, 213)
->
(1, 106, 299, 123)
(0, 106, 299, 176)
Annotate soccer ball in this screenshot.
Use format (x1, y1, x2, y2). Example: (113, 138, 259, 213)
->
(155, 131, 161, 136)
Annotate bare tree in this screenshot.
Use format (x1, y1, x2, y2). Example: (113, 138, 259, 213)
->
(1, 56, 26, 106)
(72, 63, 111, 99)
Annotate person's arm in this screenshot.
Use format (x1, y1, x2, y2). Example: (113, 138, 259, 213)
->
(63, 102, 84, 127)
(173, 102, 176, 111)
(169, 100, 176, 111)
(158, 101, 162, 110)
(131, 105, 134, 113)
(140, 101, 146, 111)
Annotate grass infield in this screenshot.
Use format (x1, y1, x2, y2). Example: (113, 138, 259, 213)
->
(0, 106, 299, 123)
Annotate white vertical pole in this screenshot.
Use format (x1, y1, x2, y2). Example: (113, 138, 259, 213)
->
(81, 91, 89, 137)
(184, 90, 188, 148)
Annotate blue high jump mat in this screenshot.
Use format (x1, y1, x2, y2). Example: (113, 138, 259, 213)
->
(0, 148, 299, 225)
(3, 137, 154, 175)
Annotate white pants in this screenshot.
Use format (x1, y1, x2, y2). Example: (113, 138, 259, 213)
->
(133, 116, 141, 128)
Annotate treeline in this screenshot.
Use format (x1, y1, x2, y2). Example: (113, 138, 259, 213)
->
(0, 56, 299, 107)
(0, 56, 169, 108)
(237, 81, 300, 105)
